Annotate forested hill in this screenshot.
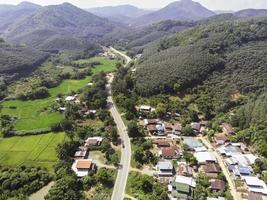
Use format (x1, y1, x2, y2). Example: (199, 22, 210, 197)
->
(135, 17, 267, 96)
(0, 39, 48, 76)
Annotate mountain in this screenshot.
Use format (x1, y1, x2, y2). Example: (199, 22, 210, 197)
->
(234, 9, 267, 18)
(103, 20, 196, 55)
(135, 17, 267, 96)
(86, 5, 152, 23)
(0, 1, 41, 33)
(132, 0, 215, 26)
(2, 3, 119, 51)
(0, 39, 48, 77)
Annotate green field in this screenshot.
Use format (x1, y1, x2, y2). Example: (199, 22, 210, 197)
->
(0, 132, 66, 171)
(1, 57, 117, 131)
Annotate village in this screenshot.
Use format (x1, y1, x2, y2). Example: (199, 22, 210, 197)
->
(133, 105, 267, 200)
(53, 81, 267, 200)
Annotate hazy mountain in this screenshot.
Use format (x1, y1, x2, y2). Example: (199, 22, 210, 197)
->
(2, 3, 119, 51)
(132, 0, 215, 26)
(0, 1, 41, 32)
(234, 9, 267, 18)
(87, 5, 152, 23)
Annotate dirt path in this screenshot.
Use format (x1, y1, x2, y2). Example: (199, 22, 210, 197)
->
(124, 194, 138, 200)
(29, 182, 54, 200)
(130, 167, 154, 176)
(199, 136, 242, 200)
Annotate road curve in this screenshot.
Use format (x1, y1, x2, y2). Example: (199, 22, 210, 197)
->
(109, 47, 132, 200)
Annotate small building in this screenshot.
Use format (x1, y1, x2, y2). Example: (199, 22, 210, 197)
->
(183, 137, 204, 150)
(156, 160, 174, 177)
(144, 119, 159, 126)
(173, 123, 182, 135)
(232, 165, 252, 177)
(247, 192, 264, 200)
(214, 133, 229, 145)
(191, 122, 201, 133)
(139, 105, 152, 112)
(72, 159, 95, 177)
(222, 123, 235, 135)
(171, 175, 196, 200)
(177, 163, 193, 177)
(194, 146, 207, 152)
(160, 146, 181, 159)
(194, 152, 217, 165)
(65, 96, 76, 101)
(244, 176, 267, 195)
(203, 162, 221, 178)
(154, 139, 171, 148)
(85, 137, 103, 146)
(164, 122, 173, 134)
(74, 150, 87, 159)
(210, 179, 226, 192)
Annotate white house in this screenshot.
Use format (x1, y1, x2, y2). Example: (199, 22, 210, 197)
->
(194, 152, 217, 164)
(72, 159, 95, 177)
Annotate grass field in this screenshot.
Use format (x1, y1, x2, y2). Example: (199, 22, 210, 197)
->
(0, 132, 66, 171)
(1, 57, 117, 131)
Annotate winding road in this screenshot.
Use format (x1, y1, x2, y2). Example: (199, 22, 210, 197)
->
(108, 47, 132, 200)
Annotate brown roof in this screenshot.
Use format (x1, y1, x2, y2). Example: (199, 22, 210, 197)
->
(248, 192, 263, 200)
(87, 139, 98, 145)
(177, 163, 193, 176)
(146, 119, 159, 125)
(76, 160, 92, 169)
(147, 124, 157, 132)
(222, 123, 234, 134)
(211, 179, 226, 190)
(161, 146, 179, 157)
(154, 140, 170, 147)
(164, 122, 173, 130)
(173, 123, 182, 131)
(215, 133, 229, 142)
(204, 162, 221, 173)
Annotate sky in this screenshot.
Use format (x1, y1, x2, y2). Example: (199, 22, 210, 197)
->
(0, 0, 267, 11)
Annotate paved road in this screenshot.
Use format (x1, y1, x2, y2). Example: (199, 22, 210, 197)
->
(199, 137, 241, 200)
(109, 47, 132, 65)
(109, 47, 132, 200)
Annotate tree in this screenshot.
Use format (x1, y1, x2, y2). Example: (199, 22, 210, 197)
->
(127, 121, 142, 137)
(109, 127, 119, 144)
(156, 103, 167, 118)
(96, 168, 113, 187)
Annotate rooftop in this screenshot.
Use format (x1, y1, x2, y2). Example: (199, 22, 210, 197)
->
(174, 175, 196, 187)
(194, 152, 217, 164)
(211, 179, 226, 190)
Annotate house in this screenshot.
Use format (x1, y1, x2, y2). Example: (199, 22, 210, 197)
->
(74, 151, 87, 159)
(156, 160, 174, 177)
(177, 163, 193, 177)
(164, 122, 173, 134)
(194, 146, 207, 152)
(214, 133, 229, 145)
(159, 146, 181, 159)
(207, 197, 226, 200)
(194, 152, 217, 165)
(247, 192, 264, 200)
(217, 144, 242, 157)
(173, 123, 182, 135)
(203, 162, 221, 178)
(191, 122, 201, 133)
(72, 159, 95, 177)
(183, 137, 204, 150)
(232, 165, 252, 177)
(154, 139, 171, 148)
(65, 96, 76, 101)
(210, 179, 226, 191)
(85, 137, 103, 146)
(244, 176, 267, 195)
(144, 119, 159, 126)
(147, 124, 158, 134)
(222, 123, 235, 135)
(139, 105, 153, 112)
(171, 175, 196, 200)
